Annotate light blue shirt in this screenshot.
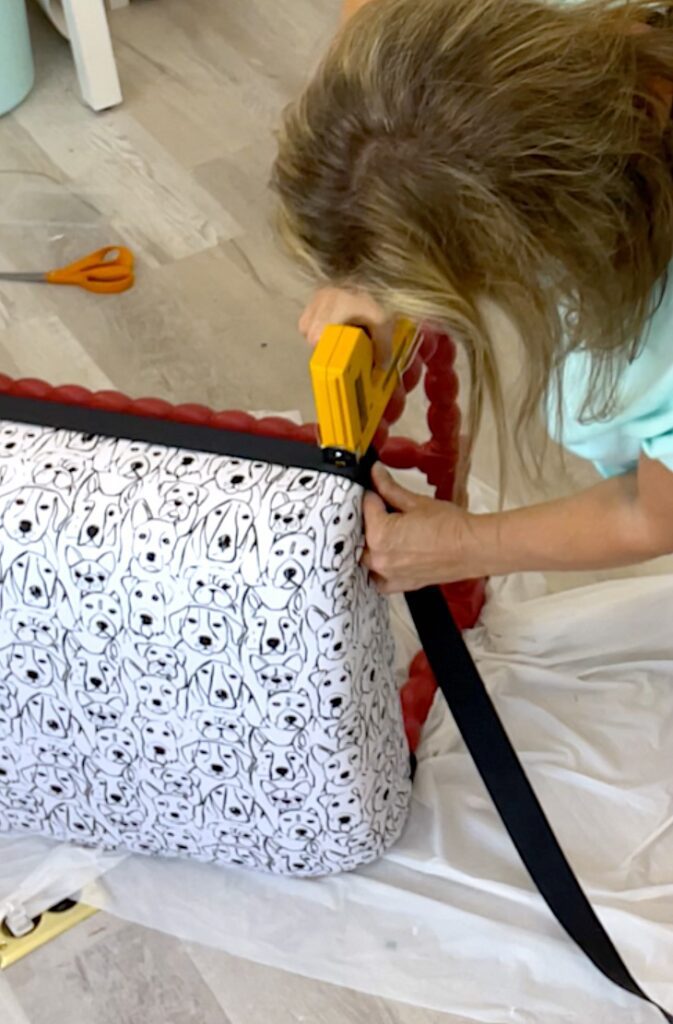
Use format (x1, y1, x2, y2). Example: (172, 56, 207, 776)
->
(548, 271, 673, 477)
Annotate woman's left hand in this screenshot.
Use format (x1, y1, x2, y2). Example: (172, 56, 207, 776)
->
(362, 463, 475, 594)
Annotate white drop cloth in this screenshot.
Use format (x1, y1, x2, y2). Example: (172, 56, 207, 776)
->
(1, 475, 672, 1023)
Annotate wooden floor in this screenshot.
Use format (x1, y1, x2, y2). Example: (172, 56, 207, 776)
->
(0, 3, 466, 1022)
(0, 0, 323, 417)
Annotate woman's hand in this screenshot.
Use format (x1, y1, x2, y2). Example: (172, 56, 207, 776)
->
(361, 451, 673, 592)
(362, 464, 475, 594)
(299, 287, 395, 366)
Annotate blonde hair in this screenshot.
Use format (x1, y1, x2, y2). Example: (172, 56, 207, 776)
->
(272, 0, 673, 478)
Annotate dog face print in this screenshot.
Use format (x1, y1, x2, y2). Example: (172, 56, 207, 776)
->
(27, 763, 78, 800)
(66, 549, 115, 594)
(202, 785, 255, 825)
(3, 553, 59, 610)
(359, 656, 378, 696)
(369, 769, 395, 816)
(161, 827, 202, 856)
(130, 502, 177, 574)
(9, 611, 64, 648)
(4, 794, 45, 833)
(321, 790, 364, 833)
(173, 606, 232, 656)
(0, 783, 41, 814)
(47, 429, 100, 455)
(184, 565, 237, 611)
(320, 744, 363, 788)
(2, 487, 68, 544)
(107, 440, 167, 482)
(21, 694, 72, 741)
(250, 654, 302, 692)
(65, 640, 121, 697)
(103, 802, 147, 831)
(253, 738, 305, 784)
(266, 531, 316, 590)
(0, 704, 15, 741)
(0, 681, 17, 738)
(243, 591, 301, 656)
(29, 736, 80, 770)
(285, 468, 321, 497)
(3, 643, 62, 688)
(70, 477, 121, 548)
(165, 449, 209, 480)
(123, 576, 167, 637)
(153, 791, 199, 828)
(260, 690, 311, 745)
(0, 424, 42, 459)
(312, 666, 353, 720)
(320, 500, 359, 572)
(278, 808, 322, 843)
(187, 740, 248, 782)
(152, 765, 194, 798)
(307, 607, 353, 662)
(125, 660, 181, 716)
(330, 711, 367, 750)
(262, 779, 311, 814)
(32, 455, 87, 493)
(0, 679, 14, 709)
(190, 708, 246, 746)
(209, 821, 259, 851)
(136, 674, 181, 717)
(135, 643, 184, 682)
(268, 846, 321, 876)
(345, 825, 382, 859)
(0, 746, 18, 782)
(139, 719, 180, 765)
(323, 825, 380, 864)
(328, 568, 357, 613)
(158, 481, 202, 523)
(48, 802, 106, 843)
(213, 458, 270, 493)
(91, 727, 138, 775)
(79, 593, 124, 649)
(198, 499, 255, 565)
(269, 491, 317, 536)
(124, 829, 164, 855)
(90, 775, 135, 812)
(191, 659, 243, 710)
(78, 693, 124, 731)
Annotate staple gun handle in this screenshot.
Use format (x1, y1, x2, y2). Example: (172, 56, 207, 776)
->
(310, 319, 419, 464)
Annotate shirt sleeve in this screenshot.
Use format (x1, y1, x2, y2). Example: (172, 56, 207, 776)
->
(548, 277, 673, 479)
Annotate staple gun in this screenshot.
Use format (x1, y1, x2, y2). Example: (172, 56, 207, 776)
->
(310, 319, 420, 465)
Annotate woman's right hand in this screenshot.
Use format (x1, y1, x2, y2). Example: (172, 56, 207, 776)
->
(299, 287, 395, 366)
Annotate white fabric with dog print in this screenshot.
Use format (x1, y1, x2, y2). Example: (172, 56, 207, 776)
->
(0, 420, 411, 876)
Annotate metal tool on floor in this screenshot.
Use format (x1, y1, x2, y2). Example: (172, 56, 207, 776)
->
(0, 898, 97, 968)
(0, 245, 135, 294)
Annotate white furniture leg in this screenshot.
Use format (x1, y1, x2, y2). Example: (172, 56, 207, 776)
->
(61, 0, 123, 111)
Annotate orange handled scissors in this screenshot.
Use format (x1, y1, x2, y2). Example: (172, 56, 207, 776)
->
(0, 246, 135, 294)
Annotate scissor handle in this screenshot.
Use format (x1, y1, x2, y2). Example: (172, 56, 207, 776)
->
(46, 246, 135, 294)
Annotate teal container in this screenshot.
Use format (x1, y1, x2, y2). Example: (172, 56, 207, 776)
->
(0, 0, 34, 116)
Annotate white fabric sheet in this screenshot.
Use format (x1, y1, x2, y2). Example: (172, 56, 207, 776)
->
(1, 475, 672, 1023)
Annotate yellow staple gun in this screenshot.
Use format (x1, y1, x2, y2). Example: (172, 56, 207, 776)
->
(310, 318, 420, 465)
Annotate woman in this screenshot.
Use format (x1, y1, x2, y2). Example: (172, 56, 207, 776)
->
(273, 0, 673, 593)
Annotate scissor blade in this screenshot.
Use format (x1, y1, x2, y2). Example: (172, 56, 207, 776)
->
(0, 272, 47, 282)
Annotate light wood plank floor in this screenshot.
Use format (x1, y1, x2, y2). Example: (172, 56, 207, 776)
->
(0, 2, 470, 1021)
